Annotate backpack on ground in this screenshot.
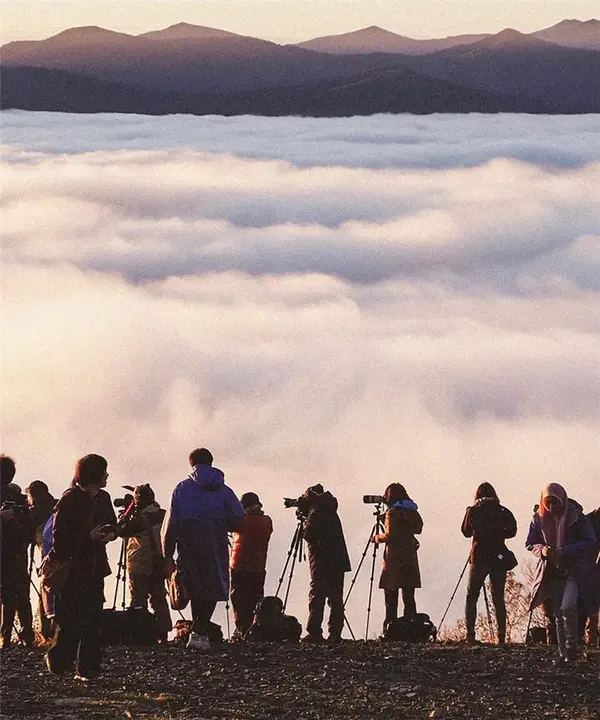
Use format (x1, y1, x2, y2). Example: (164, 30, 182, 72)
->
(383, 613, 437, 642)
(100, 607, 159, 646)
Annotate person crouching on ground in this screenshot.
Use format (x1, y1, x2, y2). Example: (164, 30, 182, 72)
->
(230, 491, 273, 638)
(119, 484, 172, 641)
(461, 482, 517, 645)
(526, 483, 598, 665)
(301, 484, 351, 643)
(373, 483, 423, 631)
(162, 448, 244, 650)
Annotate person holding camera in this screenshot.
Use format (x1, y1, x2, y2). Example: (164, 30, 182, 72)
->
(373, 483, 423, 630)
(301, 484, 351, 643)
(45, 454, 117, 680)
(162, 448, 244, 650)
(119, 484, 172, 641)
(0, 455, 35, 649)
(461, 482, 517, 645)
(230, 492, 273, 638)
(526, 483, 598, 665)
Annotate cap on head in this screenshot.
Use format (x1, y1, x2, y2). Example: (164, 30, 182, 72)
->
(134, 484, 155, 506)
(241, 492, 261, 509)
(0, 455, 16, 486)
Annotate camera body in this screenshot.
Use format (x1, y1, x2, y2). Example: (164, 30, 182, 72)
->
(283, 493, 312, 517)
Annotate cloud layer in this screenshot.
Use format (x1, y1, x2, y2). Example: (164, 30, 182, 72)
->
(2, 112, 599, 634)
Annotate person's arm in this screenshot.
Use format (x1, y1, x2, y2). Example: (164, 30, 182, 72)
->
(224, 488, 245, 533)
(525, 516, 545, 557)
(560, 514, 596, 559)
(503, 508, 518, 539)
(410, 510, 424, 535)
(374, 510, 393, 544)
(161, 490, 180, 563)
(461, 507, 473, 538)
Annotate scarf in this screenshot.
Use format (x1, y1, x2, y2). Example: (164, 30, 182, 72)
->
(538, 483, 568, 549)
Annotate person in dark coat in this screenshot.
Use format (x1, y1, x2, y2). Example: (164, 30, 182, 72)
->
(45, 454, 117, 680)
(230, 492, 273, 637)
(119, 484, 172, 640)
(1, 455, 35, 649)
(373, 483, 423, 628)
(584, 506, 600, 645)
(461, 482, 517, 645)
(161, 448, 244, 650)
(526, 484, 598, 664)
(301, 484, 351, 643)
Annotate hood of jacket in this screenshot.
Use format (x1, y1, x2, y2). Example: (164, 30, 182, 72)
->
(189, 464, 225, 491)
(390, 499, 418, 511)
(311, 490, 338, 513)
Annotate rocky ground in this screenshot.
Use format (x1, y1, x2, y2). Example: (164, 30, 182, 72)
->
(1, 641, 599, 720)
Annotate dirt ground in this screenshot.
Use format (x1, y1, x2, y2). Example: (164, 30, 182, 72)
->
(1, 641, 599, 720)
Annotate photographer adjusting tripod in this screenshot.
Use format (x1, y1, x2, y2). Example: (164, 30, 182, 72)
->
(280, 484, 351, 643)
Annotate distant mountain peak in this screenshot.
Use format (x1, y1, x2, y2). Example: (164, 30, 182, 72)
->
(138, 23, 240, 40)
(49, 26, 133, 41)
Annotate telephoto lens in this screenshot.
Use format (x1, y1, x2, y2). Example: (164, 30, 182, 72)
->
(363, 495, 385, 504)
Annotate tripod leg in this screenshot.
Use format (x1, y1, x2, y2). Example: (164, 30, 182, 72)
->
(282, 528, 302, 611)
(275, 525, 301, 599)
(365, 538, 381, 640)
(344, 523, 378, 608)
(437, 557, 469, 634)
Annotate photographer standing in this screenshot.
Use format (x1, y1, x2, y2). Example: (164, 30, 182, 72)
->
(373, 483, 423, 629)
(119, 484, 172, 641)
(45, 454, 117, 680)
(1, 455, 35, 649)
(462, 483, 517, 645)
(162, 448, 244, 650)
(301, 484, 351, 643)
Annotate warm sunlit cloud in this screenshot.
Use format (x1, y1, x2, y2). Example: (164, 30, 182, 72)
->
(2, 112, 599, 634)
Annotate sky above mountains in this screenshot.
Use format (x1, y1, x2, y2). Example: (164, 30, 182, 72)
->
(3, 0, 598, 44)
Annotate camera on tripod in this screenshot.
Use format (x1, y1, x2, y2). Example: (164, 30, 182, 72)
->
(363, 495, 385, 505)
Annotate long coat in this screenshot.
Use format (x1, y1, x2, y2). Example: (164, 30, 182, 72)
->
(303, 491, 351, 578)
(375, 502, 423, 590)
(161, 465, 244, 602)
(526, 500, 599, 615)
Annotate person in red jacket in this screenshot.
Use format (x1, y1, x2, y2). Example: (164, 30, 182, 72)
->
(230, 492, 273, 637)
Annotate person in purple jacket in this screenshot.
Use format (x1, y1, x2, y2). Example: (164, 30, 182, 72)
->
(526, 483, 599, 665)
(161, 448, 244, 650)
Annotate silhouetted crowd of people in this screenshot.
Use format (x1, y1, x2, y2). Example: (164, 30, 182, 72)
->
(1, 450, 598, 682)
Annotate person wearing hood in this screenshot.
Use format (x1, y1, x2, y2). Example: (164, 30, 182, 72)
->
(374, 483, 423, 629)
(526, 484, 598, 664)
(229, 492, 273, 637)
(119, 484, 172, 641)
(161, 448, 244, 650)
(461, 482, 517, 645)
(301, 484, 351, 643)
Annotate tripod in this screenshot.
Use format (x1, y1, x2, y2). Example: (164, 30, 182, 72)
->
(275, 513, 305, 611)
(343, 502, 385, 640)
(112, 537, 128, 610)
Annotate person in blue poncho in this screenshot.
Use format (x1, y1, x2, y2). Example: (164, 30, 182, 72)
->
(161, 448, 244, 650)
(373, 483, 423, 628)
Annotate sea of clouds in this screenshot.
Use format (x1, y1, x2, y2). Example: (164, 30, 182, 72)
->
(2, 111, 599, 636)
